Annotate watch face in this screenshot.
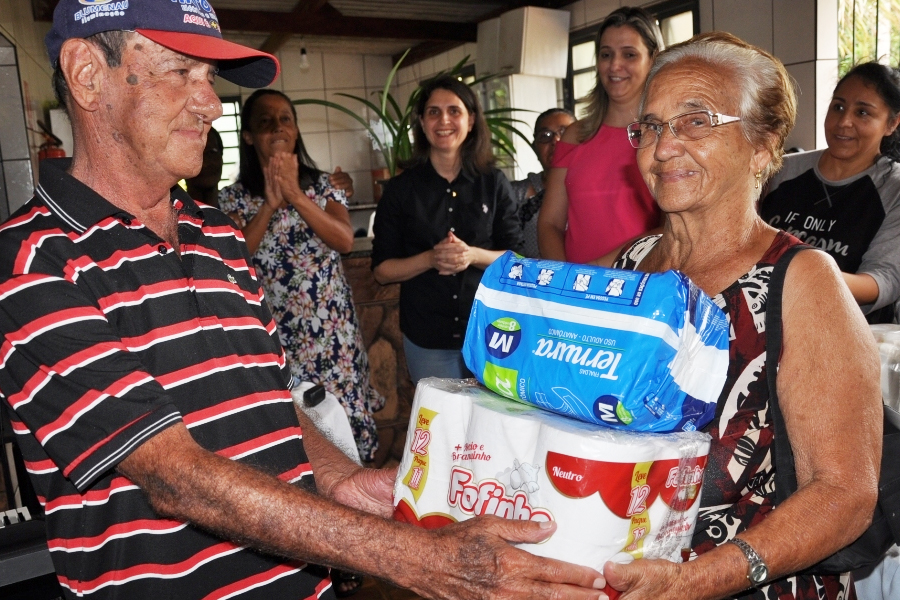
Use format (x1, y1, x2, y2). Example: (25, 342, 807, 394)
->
(749, 563, 768, 584)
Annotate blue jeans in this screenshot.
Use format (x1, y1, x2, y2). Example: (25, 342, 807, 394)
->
(402, 335, 472, 384)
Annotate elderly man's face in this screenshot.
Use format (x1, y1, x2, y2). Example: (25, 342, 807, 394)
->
(101, 34, 222, 185)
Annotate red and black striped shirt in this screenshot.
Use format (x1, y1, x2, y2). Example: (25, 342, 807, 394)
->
(0, 159, 332, 599)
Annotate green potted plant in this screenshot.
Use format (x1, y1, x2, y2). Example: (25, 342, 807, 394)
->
(292, 50, 531, 198)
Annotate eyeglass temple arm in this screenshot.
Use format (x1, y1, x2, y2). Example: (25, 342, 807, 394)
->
(713, 113, 742, 126)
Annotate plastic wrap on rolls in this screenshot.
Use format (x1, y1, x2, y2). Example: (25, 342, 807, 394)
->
(393, 379, 711, 572)
(462, 251, 729, 433)
(871, 324, 900, 410)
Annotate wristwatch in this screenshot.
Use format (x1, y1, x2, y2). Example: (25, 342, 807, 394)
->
(728, 537, 769, 586)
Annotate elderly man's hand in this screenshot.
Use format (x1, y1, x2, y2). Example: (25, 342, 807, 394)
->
(331, 466, 396, 518)
(406, 516, 608, 600)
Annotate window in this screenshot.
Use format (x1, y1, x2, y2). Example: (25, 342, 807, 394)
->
(839, 0, 900, 76)
(568, 32, 596, 119)
(563, 0, 699, 117)
(213, 97, 241, 189)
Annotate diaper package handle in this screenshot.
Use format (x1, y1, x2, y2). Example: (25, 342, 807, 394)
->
(462, 252, 730, 433)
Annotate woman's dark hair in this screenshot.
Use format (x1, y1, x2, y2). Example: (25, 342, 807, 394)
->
(238, 89, 321, 197)
(407, 75, 494, 176)
(836, 62, 900, 162)
(578, 6, 664, 142)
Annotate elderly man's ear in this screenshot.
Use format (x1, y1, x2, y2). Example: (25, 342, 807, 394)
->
(59, 38, 108, 112)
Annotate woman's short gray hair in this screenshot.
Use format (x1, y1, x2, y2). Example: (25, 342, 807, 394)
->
(641, 31, 797, 181)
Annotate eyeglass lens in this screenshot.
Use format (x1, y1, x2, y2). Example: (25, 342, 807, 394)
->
(535, 127, 567, 144)
(628, 111, 715, 149)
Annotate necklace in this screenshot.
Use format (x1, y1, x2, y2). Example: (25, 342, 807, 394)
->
(815, 154, 879, 207)
(816, 179, 853, 208)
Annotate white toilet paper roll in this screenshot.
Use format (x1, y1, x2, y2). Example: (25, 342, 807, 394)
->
(393, 379, 711, 569)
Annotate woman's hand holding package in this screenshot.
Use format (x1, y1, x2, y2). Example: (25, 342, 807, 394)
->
(603, 558, 694, 600)
(603, 549, 752, 600)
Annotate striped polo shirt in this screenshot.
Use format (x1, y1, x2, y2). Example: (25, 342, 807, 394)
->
(0, 159, 333, 599)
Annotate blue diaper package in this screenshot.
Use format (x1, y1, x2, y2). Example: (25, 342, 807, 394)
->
(462, 252, 730, 433)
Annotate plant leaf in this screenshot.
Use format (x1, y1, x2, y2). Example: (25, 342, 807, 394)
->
(382, 48, 410, 116)
(333, 92, 385, 121)
(293, 97, 393, 169)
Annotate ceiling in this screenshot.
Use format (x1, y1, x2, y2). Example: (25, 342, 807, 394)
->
(32, 0, 574, 64)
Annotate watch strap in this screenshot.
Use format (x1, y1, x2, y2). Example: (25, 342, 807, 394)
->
(728, 537, 768, 585)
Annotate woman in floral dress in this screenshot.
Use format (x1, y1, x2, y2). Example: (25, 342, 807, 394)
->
(220, 89, 383, 463)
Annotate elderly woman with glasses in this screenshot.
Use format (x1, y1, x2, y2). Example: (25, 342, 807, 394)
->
(604, 32, 881, 600)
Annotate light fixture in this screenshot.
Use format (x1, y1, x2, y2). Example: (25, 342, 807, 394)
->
(299, 46, 310, 72)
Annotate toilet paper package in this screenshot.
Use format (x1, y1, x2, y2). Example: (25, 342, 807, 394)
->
(393, 379, 711, 570)
(463, 252, 730, 433)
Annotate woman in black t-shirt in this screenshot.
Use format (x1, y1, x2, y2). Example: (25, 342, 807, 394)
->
(760, 62, 900, 323)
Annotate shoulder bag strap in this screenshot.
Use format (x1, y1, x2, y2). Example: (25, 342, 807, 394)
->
(765, 244, 812, 505)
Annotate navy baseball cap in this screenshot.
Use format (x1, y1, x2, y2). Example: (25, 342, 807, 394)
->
(46, 0, 280, 88)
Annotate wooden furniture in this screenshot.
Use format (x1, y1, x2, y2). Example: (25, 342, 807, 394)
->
(342, 239, 416, 467)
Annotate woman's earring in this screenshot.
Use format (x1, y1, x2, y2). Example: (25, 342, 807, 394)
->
(755, 172, 762, 189)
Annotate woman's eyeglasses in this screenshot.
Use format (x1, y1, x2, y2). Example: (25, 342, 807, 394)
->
(534, 127, 567, 144)
(626, 110, 742, 149)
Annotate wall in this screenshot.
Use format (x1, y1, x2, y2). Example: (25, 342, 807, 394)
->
(0, 0, 53, 104)
(0, 3, 405, 235)
(562, 0, 837, 151)
(0, 0, 54, 218)
(0, 1, 842, 218)
(0, 34, 31, 221)
(394, 43, 480, 116)
(695, 0, 836, 151)
(396, 0, 836, 180)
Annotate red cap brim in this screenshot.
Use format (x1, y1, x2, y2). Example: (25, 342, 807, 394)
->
(137, 29, 280, 88)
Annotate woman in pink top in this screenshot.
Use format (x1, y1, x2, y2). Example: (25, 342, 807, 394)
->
(538, 6, 663, 264)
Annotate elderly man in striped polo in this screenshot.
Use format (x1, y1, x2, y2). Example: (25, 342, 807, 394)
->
(0, 1, 608, 599)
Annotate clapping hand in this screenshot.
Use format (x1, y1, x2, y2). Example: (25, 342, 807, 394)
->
(433, 232, 472, 275)
(268, 151, 310, 207)
(262, 152, 289, 211)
